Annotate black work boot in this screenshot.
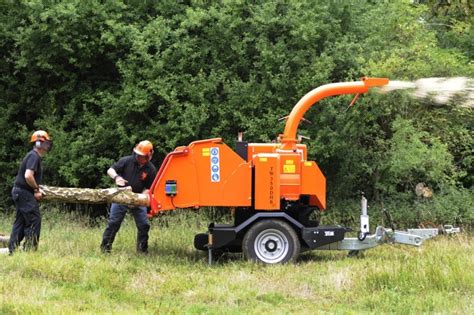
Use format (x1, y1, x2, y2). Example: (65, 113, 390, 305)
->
(100, 242, 112, 253)
(137, 241, 148, 254)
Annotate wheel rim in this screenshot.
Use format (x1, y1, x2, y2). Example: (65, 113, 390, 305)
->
(254, 228, 289, 264)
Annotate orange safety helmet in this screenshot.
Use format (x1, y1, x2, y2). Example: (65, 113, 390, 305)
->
(133, 140, 153, 157)
(30, 130, 51, 143)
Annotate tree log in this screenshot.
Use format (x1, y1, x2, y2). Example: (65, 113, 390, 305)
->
(39, 185, 150, 207)
(0, 235, 9, 244)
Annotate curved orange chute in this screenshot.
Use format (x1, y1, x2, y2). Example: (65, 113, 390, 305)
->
(281, 77, 389, 150)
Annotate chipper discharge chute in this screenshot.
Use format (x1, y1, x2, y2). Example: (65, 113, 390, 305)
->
(145, 77, 443, 264)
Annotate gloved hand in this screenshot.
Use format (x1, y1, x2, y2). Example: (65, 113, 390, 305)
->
(115, 176, 128, 187)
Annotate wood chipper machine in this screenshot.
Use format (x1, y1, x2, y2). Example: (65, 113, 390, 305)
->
(142, 77, 442, 264)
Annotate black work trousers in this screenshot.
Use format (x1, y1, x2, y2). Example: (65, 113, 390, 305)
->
(8, 186, 42, 253)
(101, 203, 150, 253)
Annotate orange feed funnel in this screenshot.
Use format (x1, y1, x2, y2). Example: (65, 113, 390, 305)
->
(148, 139, 252, 216)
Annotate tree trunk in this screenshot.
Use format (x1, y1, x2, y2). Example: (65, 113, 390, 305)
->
(39, 185, 150, 207)
(0, 235, 9, 244)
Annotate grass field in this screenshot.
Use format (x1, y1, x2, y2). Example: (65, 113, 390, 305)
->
(0, 208, 473, 314)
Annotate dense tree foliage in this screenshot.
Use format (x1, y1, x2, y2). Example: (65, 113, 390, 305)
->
(0, 0, 472, 226)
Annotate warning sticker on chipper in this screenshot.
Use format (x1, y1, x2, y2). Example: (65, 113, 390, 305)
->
(210, 147, 220, 182)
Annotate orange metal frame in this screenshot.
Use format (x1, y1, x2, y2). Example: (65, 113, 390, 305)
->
(148, 78, 389, 217)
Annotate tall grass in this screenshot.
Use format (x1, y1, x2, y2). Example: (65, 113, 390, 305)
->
(0, 208, 472, 314)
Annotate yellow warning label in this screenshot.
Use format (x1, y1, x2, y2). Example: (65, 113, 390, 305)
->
(283, 164, 296, 173)
(202, 148, 210, 157)
(304, 161, 312, 166)
(259, 157, 268, 162)
(285, 160, 294, 165)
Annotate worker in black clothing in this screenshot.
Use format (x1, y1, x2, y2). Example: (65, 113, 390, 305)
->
(101, 140, 157, 253)
(9, 130, 53, 254)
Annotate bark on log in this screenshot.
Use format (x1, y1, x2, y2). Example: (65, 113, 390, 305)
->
(0, 235, 9, 244)
(39, 185, 150, 207)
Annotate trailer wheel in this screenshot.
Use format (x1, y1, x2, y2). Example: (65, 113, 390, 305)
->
(242, 219, 300, 264)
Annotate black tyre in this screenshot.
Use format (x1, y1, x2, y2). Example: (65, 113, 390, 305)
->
(242, 219, 300, 264)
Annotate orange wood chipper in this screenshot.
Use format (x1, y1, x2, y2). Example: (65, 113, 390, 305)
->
(146, 77, 440, 264)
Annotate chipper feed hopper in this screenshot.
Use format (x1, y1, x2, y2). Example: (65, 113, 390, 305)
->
(147, 77, 439, 264)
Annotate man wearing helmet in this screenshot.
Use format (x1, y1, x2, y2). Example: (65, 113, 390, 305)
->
(100, 140, 157, 254)
(8, 130, 53, 254)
